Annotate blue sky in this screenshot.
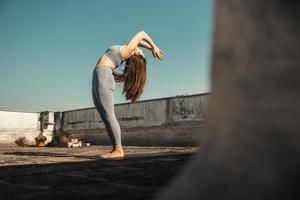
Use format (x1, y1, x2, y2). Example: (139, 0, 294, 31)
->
(0, 0, 214, 112)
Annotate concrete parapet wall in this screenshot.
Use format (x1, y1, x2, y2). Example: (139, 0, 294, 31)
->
(0, 111, 54, 145)
(0, 111, 40, 144)
(0, 93, 209, 146)
(167, 94, 208, 123)
(60, 93, 209, 146)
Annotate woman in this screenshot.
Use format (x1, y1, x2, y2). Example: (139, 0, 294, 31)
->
(92, 31, 164, 160)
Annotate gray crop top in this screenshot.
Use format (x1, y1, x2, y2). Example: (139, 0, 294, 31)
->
(104, 45, 125, 68)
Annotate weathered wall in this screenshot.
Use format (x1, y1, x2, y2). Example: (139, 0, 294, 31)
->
(0, 94, 208, 146)
(0, 111, 54, 145)
(58, 93, 209, 146)
(40, 111, 55, 144)
(0, 111, 40, 145)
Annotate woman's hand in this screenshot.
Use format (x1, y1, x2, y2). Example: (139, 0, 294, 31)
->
(152, 46, 164, 60)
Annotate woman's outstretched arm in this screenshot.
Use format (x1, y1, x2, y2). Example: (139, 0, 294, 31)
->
(138, 39, 153, 50)
(138, 39, 164, 59)
(120, 31, 164, 60)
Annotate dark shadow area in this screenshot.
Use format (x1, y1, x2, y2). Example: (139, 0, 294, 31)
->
(0, 153, 195, 200)
(4, 151, 97, 159)
(3, 150, 195, 160)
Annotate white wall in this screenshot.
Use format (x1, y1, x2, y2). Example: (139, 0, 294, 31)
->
(0, 111, 53, 145)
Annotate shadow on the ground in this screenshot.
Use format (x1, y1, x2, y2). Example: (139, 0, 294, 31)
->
(0, 153, 195, 200)
(3, 151, 194, 160)
(3, 151, 100, 160)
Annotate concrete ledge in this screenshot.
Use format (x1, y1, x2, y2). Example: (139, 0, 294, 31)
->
(58, 93, 209, 146)
(0, 111, 40, 145)
(70, 121, 206, 146)
(0, 93, 209, 147)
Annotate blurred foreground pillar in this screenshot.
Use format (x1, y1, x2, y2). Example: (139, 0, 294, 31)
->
(157, 0, 300, 199)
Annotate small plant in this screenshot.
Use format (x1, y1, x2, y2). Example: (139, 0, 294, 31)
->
(47, 130, 72, 147)
(15, 136, 29, 147)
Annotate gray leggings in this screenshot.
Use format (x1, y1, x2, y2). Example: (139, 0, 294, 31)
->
(92, 66, 121, 145)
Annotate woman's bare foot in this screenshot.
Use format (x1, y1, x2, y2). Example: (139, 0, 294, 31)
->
(106, 150, 124, 159)
(104, 144, 125, 160)
(97, 144, 125, 159)
(99, 152, 112, 158)
(97, 149, 114, 158)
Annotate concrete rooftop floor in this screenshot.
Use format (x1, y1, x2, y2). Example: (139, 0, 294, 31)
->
(0, 144, 198, 199)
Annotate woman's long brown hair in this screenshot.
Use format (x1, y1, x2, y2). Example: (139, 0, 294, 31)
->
(112, 55, 147, 102)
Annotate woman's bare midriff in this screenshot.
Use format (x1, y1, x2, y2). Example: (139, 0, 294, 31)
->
(96, 54, 116, 70)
